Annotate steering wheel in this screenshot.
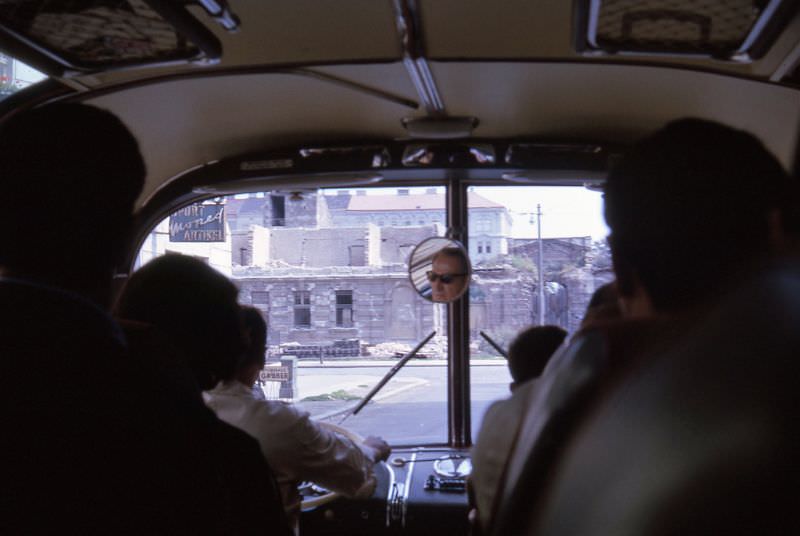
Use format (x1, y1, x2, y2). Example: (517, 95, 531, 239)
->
(299, 420, 367, 511)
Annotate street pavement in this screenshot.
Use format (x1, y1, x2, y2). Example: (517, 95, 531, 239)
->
(258, 360, 512, 445)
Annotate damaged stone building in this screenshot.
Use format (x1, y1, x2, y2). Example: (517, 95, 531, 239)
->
(221, 190, 612, 356)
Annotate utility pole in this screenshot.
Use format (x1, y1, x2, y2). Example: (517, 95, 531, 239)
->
(537, 203, 545, 325)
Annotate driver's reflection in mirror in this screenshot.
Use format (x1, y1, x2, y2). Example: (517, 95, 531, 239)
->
(428, 247, 469, 302)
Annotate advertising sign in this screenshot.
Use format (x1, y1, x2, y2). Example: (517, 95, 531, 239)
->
(169, 203, 225, 242)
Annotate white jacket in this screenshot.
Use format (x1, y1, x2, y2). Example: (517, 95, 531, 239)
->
(204, 381, 377, 508)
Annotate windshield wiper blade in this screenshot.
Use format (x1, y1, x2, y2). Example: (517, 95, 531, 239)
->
(339, 330, 436, 423)
(480, 330, 508, 358)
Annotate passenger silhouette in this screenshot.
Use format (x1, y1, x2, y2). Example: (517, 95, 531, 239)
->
(115, 253, 291, 534)
(529, 121, 800, 536)
(489, 119, 798, 536)
(0, 103, 155, 533)
(506, 325, 567, 391)
(0, 103, 286, 534)
(469, 325, 566, 533)
(578, 281, 621, 331)
(604, 118, 794, 317)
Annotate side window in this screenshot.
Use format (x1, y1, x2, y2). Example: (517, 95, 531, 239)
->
(293, 291, 311, 328)
(0, 53, 46, 101)
(335, 290, 354, 327)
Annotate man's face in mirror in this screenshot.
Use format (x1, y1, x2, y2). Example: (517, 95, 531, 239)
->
(428, 251, 468, 302)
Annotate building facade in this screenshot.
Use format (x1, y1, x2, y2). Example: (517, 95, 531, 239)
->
(323, 189, 513, 262)
(141, 190, 612, 357)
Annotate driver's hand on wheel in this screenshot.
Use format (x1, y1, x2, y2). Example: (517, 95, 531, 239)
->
(363, 436, 391, 462)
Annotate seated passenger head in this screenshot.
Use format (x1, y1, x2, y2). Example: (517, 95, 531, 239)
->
(507, 325, 567, 390)
(0, 103, 145, 298)
(115, 254, 244, 389)
(604, 118, 794, 316)
(579, 281, 622, 330)
(232, 306, 268, 386)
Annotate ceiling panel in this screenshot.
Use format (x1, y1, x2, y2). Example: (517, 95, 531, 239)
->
(430, 61, 800, 168)
(85, 63, 414, 204)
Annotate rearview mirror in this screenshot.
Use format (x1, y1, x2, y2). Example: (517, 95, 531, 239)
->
(408, 237, 471, 303)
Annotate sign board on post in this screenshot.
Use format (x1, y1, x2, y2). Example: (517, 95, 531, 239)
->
(259, 366, 290, 382)
(169, 203, 225, 242)
(258, 359, 297, 400)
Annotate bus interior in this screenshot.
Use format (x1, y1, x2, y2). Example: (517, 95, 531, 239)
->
(1, 1, 799, 534)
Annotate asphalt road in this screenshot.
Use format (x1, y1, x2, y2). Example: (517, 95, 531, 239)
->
(296, 363, 512, 445)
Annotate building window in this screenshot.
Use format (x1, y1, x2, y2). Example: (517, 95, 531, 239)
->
(251, 291, 269, 305)
(399, 244, 414, 262)
(336, 290, 354, 327)
(271, 195, 285, 226)
(475, 217, 490, 233)
(486, 243, 492, 254)
(477, 243, 483, 254)
(349, 245, 366, 266)
(293, 291, 311, 327)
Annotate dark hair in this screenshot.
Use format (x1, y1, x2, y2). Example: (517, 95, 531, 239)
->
(115, 254, 243, 389)
(433, 247, 468, 271)
(508, 325, 567, 384)
(580, 281, 622, 329)
(0, 103, 145, 277)
(236, 306, 267, 378)
(587, 282, 618, 310)
(604, 118, 794, 312)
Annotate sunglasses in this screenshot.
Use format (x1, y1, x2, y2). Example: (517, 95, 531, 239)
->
(427, 271, 466, 284)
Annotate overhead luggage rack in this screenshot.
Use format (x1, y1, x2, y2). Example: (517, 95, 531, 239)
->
(0, 0, 235, 75)
(575, 0, 800, 61)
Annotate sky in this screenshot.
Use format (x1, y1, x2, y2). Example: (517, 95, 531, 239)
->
(322, 185, 610, 241)
(473, 186, 609, 240)
(14, 62, 46, 85)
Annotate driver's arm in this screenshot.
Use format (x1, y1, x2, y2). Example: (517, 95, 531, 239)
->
(253, 402, 387, 497)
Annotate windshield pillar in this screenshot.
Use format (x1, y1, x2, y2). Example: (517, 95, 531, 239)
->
(447, 175, 471, 447)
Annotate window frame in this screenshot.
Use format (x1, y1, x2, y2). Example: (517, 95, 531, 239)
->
(127, 138, 617, 448)
(335, 290, 354, 328)
(293, 290, 312, 328)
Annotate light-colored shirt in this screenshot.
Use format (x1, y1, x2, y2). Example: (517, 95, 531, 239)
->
(469, 379, 538, 532)
(204, 381, 377, 508)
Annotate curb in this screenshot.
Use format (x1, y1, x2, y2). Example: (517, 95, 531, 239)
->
(310, 377, 429, 421)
